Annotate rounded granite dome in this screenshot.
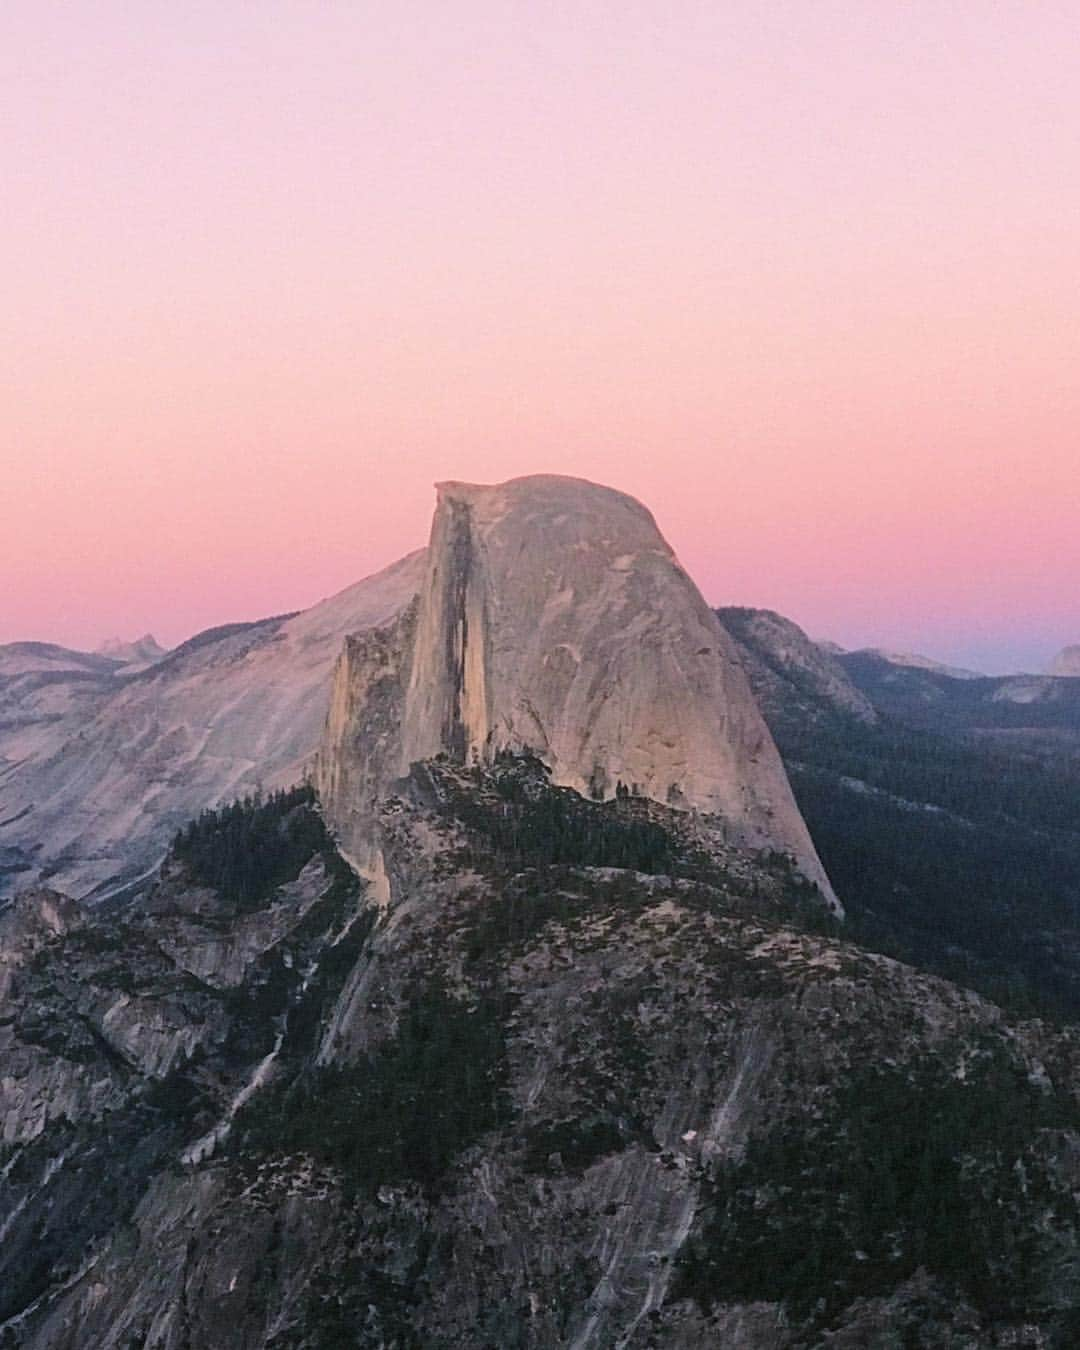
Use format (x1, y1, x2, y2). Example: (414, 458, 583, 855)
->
(321, 474, 839, 909)
(1049, 645, 1080, 677)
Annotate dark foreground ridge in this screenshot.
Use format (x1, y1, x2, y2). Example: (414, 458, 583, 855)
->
(3, 762, 1080, 1347)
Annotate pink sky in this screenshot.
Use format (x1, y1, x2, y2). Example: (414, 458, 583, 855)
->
(3, 2, 1078, 673)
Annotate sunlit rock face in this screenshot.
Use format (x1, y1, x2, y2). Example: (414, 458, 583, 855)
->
(320, 474, 837, 906)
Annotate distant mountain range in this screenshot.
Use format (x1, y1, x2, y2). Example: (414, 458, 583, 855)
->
(0, 635, 167, 679)
(835, 647, 1080, 736)
(819, 641, 1080, 681)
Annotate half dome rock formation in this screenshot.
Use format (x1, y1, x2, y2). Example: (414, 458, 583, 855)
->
(319, 474, 837, 907)
(1049, 644, 1080, 677)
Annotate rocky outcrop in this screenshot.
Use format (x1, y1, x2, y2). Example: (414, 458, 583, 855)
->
(316, 603, 418, 894)
(94, 634, 167, 670)
(0, 799, 371, 1333)
(319, 476, 836, 906)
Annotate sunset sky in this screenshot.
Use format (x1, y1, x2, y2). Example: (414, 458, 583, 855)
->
(3, 2, 1078, 672)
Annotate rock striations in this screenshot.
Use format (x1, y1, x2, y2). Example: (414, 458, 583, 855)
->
(319, 475, 837, 907)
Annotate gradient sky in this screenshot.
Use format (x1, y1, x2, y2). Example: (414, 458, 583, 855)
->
(3, 2, 1078, 673)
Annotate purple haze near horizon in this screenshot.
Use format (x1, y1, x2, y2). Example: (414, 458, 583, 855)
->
(3, 3, 1078, 675)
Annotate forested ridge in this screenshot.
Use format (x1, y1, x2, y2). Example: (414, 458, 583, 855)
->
(171, 785, 326, 911)
(720, 610, 1080, 1019)
(676, 1046, 1080, 1335)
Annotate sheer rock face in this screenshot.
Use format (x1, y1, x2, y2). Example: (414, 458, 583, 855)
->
(317, 602, 418, 897)
(320, 475, 837, 906)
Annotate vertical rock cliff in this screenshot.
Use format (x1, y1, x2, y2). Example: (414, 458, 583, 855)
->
(318, 475, 837, 907)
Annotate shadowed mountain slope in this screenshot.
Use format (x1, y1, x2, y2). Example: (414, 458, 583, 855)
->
(3, 761, 1080, 1348)
(722, 608, 1080, 1017)
(0, 551, 426, 901)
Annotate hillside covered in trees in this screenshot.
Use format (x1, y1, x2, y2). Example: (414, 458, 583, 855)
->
(720, 606, 1080, 1019)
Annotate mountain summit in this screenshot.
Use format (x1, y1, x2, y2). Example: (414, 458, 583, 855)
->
(1049, 644, 1080, 677)
(2, 475, 833, 908)
(95, 633, 168, 669)
(319, 474, 836, 906)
